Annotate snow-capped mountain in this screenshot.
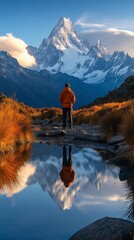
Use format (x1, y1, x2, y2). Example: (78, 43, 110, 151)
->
(32, 17, 88, 70)
(30, 17, 110, 78)
(96, 40, 110, 60)
(27, 17, 134, 86)
(0, 50, 102, 108)
(1, 17, 134, 108)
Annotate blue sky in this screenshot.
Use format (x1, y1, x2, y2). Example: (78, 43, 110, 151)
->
(1, 0, 134, 46)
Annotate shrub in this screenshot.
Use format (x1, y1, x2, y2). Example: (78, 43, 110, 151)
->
(0, 103, 34, 153)
(121, 102, 134, 146)
(99, 109, 123, 137)
(40, 108, 62, 121)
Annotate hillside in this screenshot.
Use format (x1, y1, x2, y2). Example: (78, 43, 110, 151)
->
(85, 75, 134, 107)
(0, 52, 103, 109)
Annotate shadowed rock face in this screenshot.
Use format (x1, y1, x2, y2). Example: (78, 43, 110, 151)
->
(87, 75, 134, 107)
(69, 217, 134, 240)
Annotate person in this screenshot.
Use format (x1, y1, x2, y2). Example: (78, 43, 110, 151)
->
(59, 82, 76, 129)
(60, 145, 76, 188)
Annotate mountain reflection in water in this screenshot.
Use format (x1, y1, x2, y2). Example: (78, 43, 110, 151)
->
(0, 142, 133, 223)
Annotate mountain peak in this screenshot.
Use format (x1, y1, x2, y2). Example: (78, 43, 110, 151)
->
(96, 40, 109, 54)
(47, 17, 88, 53)
(57, 17, 74, 29)
(96, 40, 102, 47)
(48, 17, 75, 41)
(95, 40, 110, 60)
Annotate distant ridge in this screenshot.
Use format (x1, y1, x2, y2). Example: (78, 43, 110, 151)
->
(84, 75, 134, 107)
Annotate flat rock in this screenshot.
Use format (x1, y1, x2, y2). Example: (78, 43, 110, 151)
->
(44, 129, 66, 137)
(69, 217, 134, 240)
(107, 135, 125, 145)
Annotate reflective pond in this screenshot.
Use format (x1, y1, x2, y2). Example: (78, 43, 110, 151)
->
(0, 143, 133, 240)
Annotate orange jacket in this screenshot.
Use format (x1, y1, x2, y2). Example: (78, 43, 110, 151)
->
(59, 87, 76, 108)
(60, 166, 76, 188)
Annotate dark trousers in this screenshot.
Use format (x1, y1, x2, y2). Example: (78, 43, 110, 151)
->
(63, 108, 73, 128)
(63, 145, 72, 166)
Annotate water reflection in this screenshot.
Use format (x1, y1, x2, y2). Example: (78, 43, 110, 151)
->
(0, 143, 133, 240)
(60, 145, 76, 188)
(29, 144, 120, 210)
(1, 143, 133, 216)
(0, 144, 35, 197)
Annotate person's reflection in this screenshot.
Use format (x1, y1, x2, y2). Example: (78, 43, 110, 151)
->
(60, 145, 76, 188)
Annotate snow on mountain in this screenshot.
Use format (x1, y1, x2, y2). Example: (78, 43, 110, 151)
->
(33, 17, 88, 70)
(96, 40, 110, 60)
(26, 17, 112, 82)
(1, 16, 134, 104)
(0, 50, 105, 108)
(47, 17, 87, 53)
(27, 17, 134, 85)
(45, 40, 110, 81)
(28, 17, 110, 80)
(104, 51, 134, 83)
(27, 147, 119, 210)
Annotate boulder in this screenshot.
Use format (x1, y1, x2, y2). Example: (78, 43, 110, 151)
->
(69, 217, 134, 240)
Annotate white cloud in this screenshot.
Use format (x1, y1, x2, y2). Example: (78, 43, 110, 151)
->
(81, 28, 134, 57)
(0, 33, 36, 67)
(107, 194, 125, 202)
(75, 14, 105, 29)
(75, 14, 134, 56)
(75, 21, 105, 28)
(106, 28, 134, 36)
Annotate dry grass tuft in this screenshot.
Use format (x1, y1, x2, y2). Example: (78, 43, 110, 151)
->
(121, 101, 134, 148)
(39, 108, 62, 122)
(0, 102, 34, 153)
(99, 109, 123, 137)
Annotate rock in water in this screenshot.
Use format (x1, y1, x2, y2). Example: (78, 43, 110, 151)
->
(69, 217, 134, 240)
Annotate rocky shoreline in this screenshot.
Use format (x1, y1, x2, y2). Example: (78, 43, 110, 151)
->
(33, 119, 134, 239)
(33, 118, 130, 167)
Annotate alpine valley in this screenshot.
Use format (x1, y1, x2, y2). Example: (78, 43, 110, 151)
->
(0, 17, 134, 108)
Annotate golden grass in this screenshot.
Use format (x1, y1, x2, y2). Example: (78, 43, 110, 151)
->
(121, 101, 134, 160)
(35, 99, 134, 161)
(72, 101, 129, 126)
(34, 100, 131, 127)
(0, 102, 34, 153)
(99, 109, 124, 137)
(1, 95, 134, 156)
(1, 97, 41, 118)
(39, 107, 62, 122)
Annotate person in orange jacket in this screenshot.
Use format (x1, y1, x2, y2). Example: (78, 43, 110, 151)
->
(60, 145, 76, 188)
(59, 82, 76, 129)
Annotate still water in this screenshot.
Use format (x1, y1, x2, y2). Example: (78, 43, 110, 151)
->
(0, 143, 133, 240)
